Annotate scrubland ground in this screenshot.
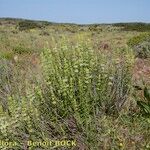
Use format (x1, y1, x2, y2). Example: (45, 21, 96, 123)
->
(0, 19, 150, 150)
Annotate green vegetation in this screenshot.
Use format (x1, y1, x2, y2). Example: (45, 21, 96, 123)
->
(114, 23, 150, 32)
(135, 85, 150, 116)
(128, 33, 150, 58)
(17, 20, 53, 31)
(127, 33, 150, 47)
(0, 18, 150, 150)
(17, 20, 43, 31)
(13, 44, 32, 54)
(0, 51, 14, 59)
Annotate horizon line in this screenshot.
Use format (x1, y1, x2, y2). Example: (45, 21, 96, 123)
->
(0, 17, 150, 25)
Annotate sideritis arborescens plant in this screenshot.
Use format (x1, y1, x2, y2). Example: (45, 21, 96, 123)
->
(23, 40, 133, 149)
(37, 41, 133, 123)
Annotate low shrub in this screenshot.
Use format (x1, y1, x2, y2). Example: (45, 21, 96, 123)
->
(17, 20, 43, 31)
(0, 42, 135, 149)
(39, 30, 50, 36)
(114, 23, 150, 32)
(0, 51, 14, 59)
(13, 44, 32, 54)
(127, 33, 150, 47)
(38, 42, 133, 121)
(134, 41, 150, 58)
(128, 33, 150, 58)
(134, 85, 150, 117)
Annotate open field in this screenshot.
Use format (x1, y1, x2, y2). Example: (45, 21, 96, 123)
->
(0, 18, 150, 150)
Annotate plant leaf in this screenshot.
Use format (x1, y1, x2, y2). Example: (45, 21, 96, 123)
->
(137, 101, 150, 114)
(144, 87, 150, 102)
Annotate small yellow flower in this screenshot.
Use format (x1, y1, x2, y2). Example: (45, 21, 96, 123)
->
(13, 55, 18, 62)
(74, 69, 79, 73)
(119, 142, 123, 147)
(131, 141, 135, 144)
(115, 58, 120, 64)
(108, 82, 113, 86)
(52, 101, 56, 105)
(109, 76, 114, 80)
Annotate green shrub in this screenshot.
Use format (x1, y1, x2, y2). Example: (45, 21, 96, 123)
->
(22, 42, 132, 148)
(39, 30, 50, 36)
(0, 42, 137, 149)
(134, 85, 150, 116)
(0, 97, 41, 150)
(88, 24, 103, 32)
(0, 60, 15, 116)
(0, 51, 14, 59)
(38, 42, 132, 119)
(127, 33, 150, 58)
(17, 20, 43, 31)
(127, 33, 150, 47)
(114, 23, 150, 32)
(134, 41, 150, 58)
(13, 44, 32, 54)
(0, 40, 135, 149)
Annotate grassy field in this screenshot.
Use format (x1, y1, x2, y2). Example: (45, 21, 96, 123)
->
(0, 18, 150, 150)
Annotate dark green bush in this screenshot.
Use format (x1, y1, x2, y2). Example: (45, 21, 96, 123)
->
(127, 33, 150, 58)
(17, 20, 43, 31)
(127, 33, 150, 47)
(13, 44, 32, 54)
(88, 24, 102, 32)
(38, 43, 132, 120)
(134, 41, 150, 58)
(0, 51, 14, 59)
(39, 31, 50, 36)
(114, 23, 150, 32)
(135, 86, 150, 116)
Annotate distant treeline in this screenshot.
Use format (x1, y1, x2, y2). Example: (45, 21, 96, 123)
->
(1, 18, 150, 32)
(113, 23, 150, 32)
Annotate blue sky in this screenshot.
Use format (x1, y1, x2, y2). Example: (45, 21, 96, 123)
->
(0, 0, 150, 24)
